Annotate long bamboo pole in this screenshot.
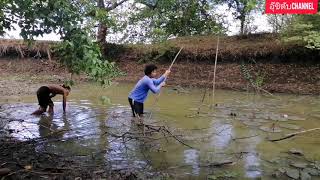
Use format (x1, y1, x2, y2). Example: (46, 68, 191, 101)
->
(211, 36, 220, 109)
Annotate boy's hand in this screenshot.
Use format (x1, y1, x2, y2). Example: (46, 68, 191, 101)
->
(161, 82, 166, 87)
(164, 70, 171, 77)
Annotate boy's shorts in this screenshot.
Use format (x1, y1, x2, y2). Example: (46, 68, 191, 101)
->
(128, 98, 143, 117)
(37, 86, 53, 110)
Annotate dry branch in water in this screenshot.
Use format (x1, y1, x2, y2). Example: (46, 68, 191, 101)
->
(268, 128, 320, 142)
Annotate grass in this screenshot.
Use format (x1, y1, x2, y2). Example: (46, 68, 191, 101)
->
(0, 39, 56, 59)
(1, 33, 319, 64)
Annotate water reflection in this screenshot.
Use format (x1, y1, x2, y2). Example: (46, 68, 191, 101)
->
(1, 83, 320, 179)
(210, 121, 233, 150)
(38, 115, 56, 137)
(184, 149, 200, 175)
(244, 152, 261, 178)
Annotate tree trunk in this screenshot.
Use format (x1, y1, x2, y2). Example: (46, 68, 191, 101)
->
(240, 14, 245, 35)
(97, 23, 107, 54)
(97, 0, 107, 55)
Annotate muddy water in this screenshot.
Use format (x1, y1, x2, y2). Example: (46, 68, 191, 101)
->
(1, 83, 320, 179)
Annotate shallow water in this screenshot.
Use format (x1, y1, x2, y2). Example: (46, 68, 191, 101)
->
(1, 83, 320, 179)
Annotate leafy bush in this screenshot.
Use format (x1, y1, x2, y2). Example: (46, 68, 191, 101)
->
(55, 28, 123, 86)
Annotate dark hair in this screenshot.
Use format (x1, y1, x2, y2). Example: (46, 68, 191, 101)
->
(62, 84, 71, 91)
(144, 64, 157, 76)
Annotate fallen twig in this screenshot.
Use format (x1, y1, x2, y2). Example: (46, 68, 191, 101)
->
(28, 170, 63, 175)
(268, 128, 320, 142)
(232, 134, 259, 141)
(200, 161, 234, 167)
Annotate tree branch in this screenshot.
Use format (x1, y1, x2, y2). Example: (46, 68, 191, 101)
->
(106, 0, 129, 11)
(138, 0, 158, 10)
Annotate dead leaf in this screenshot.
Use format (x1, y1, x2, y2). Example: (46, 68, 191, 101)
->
(24, 165, 32, 170)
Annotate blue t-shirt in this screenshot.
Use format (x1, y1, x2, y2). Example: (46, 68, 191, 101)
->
(128, 75, 165, 103)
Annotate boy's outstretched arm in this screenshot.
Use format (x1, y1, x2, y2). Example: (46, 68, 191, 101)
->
(152, 70, 171, 85)
(148, 80, 165, 94)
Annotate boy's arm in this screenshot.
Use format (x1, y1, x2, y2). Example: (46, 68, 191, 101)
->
(48, 104, 54, 114)
(152, 70, 170, 85)
(62, 93, 67, 112)
(152, 75, 165, 86)
(147, 79, 164, 94)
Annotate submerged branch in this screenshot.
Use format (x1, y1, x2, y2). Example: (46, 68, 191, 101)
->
(268, 128, 320, 142)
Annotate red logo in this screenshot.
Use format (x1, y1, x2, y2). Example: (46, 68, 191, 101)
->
(265, 0, 318, 14)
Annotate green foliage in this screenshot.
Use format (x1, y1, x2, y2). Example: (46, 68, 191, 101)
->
(1, 0, 124, 86)
(55, 28, 123, 86)
(267, 15, 292, 33)
(131, 0, 225, 42)
(223, 0, 258, 16)
(2, 0, 86, 39)
(0, 0, 11, 35)
(100, 96, 111, 105)
(254, 71, 265, 88)
(282, 13, 320, 50)
(63, 79, 75, 87)
(240, 62, 265, 89)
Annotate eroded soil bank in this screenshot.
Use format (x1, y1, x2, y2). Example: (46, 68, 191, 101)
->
(1, 58, 319, 96)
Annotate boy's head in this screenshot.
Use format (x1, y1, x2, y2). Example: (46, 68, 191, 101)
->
(61, 84, 71, 95)
(144, 64, 158, 78)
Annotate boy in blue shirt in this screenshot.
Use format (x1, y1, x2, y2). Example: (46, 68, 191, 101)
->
(128, 64, 170, 118)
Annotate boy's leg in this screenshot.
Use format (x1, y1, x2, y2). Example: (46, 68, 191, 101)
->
(48, 102, 54, 115)
(32, 107, 46, 115)
(128, 98, 136, 117)
(32, 86, 49, 115)
(133, 101, 144, 122)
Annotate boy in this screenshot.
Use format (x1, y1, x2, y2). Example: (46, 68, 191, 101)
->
(128, 64, 170, 118)
(32, 84, 71, 115)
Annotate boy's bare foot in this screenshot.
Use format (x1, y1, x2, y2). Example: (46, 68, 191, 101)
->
(32, 109, 45, 115)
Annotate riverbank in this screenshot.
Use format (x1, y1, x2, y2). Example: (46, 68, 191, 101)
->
(0, 58, 319, 96)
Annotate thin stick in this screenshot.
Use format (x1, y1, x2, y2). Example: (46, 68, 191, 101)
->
(168, 47, 183, 70)
(196, 88, 207, 114)
(256, 86, 274, 96)
(269, 128, 320, 142)
(211, 36, 220, 109)
(196, 69, 213, 115)
(232, 134, 259, 141)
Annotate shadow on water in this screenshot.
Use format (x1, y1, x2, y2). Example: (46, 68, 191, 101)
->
(1, 83, 320, 179)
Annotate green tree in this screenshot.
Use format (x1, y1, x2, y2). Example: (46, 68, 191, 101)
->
(2, 0, 84, 39)
(94, 0, 129, 52)
(0, 0, 122, 86)
(218, 0, 257, 35)
(0, 0, 11, 35)
(267, 14, 292, 33)
(55, 28, 122, 86)
(130, 0, 225, 42)
(283, 13, 320, 50)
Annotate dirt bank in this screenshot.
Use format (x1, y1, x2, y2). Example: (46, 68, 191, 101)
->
(0, 59, 81, 96)
(1, 58, 319, 96)
(117, 61, 320, 95)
